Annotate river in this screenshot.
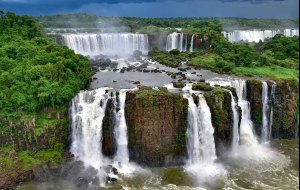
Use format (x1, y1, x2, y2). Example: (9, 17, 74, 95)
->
(17, 139, 299, 190)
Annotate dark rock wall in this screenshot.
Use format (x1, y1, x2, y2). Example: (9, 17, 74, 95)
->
(272, 80, 299, 139)
(125, 89, 188, 167)
(246, 79, 263, 137)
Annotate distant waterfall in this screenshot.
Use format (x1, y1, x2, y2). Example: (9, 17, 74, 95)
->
(222, 29, 299, 43)
(69, 88, 110, 182)
(114, 90, 130, 167)
(189, 34, 195, 52)
(61, 33, 149, 56)
(166, 33, 188, 52)
(186, 95, 217, 165)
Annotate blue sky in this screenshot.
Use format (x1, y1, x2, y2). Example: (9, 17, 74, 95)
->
(0, 0, 299, 18)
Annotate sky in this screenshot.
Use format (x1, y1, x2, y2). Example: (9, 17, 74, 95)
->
(0, 0, 299, 18)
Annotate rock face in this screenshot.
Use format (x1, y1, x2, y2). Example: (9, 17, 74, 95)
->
(204, 88, 241, 156)
(148, 34, 168, 51)
(125, 87, 188, 167)
(246, 79, 263, 137)
(0, 107, 68, 152)
(272, 79, 299, 139)
(102, 98, 117, 157)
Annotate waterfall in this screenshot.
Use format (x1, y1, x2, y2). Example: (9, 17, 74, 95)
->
(231, 80, 258, 146)
(186, 95, 217, 165)
(261, 81, 270, 143)
(269, 82, 277, 141)
(113, 90, 131, 172)
(226, 90, 240, 153)
(189, 34, 195, 52)
(222, 29, 299, 43)
(61, 33, 149, 56)
(69, 88, 110, 182)
(166, 32, 188, 52)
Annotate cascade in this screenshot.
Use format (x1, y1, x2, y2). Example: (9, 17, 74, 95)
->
(186, 95, 217, 165)
(226, 90, 240, 152)
(222, 29, 299, 43)
(189, 34, 195, 52)
(114, 90, 130, 168)
(166, 33, 187, 52)
(261, 81, 270, 143)
(269, 82, 277, 140)
(231, 80, 258, 146)
(69, 88, 110, 182)
(62, 33, 149, 56)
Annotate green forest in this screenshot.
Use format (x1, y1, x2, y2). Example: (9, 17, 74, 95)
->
(0, 11, 92, 119)
(34, 12, 299, 33)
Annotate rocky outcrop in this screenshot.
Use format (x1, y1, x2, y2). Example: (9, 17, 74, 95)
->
(102, 98, 117, 157)
(125, 87, 188, 167)
(246, 79, 263, 137)
(272, 79, 299, 139)
(204, 88, 241, 156)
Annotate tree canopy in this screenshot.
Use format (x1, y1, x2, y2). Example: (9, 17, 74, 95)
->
(0, 11, 92, 118)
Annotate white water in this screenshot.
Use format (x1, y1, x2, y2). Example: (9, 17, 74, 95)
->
(261, 81, 270, 143)
(189, 34, 195, 52)
(69, 88, 110, 183)
(62, 33, 149, 56)
(269, 82, 277, 141)
(207, 78, 258, 146)
(166, 33, 188, 52)
(186, 94, 226, 184)
(114, 90, 130, 168)
(222, 29, 299, 43)
(227, 90, 240, 153)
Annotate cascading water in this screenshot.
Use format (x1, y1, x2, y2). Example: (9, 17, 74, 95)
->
(62, 33, 149, 56)
(114, 90, 130, 168)
(222, 29, 299, 43)
(226, 90, 240, 153)
(261, 81, 270, 143)
(231, 80, 258, 146)
(69, 88, 110, 183)
(186, 94, 226, 185)
(269, 82, 277, 141)
(189, 34, 195, 52)
(166, 33, 187, 52)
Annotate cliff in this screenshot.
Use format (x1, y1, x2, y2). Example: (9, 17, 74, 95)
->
(124, 87, 188, 167)
(272, 79, 299, 139)
(204, 88, 241, 155)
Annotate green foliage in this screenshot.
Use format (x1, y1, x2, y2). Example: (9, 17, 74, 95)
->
(0, 11, 92, 118)
(153, 51, 193, 68)
(170, 49, 181, 55)
(192, 83, 213, 91)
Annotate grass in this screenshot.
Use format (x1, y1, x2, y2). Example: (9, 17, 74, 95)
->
(233, 65, 299, 80)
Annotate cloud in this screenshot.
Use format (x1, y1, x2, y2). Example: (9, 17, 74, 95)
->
(0, 0, 298, 18)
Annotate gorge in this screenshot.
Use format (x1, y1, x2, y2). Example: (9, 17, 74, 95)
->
(0, 11, 299, 190)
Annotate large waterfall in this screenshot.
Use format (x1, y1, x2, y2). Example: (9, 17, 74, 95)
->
(222, 29, 299, 43)
(113, 90, 131, 172)
(166, 33, 188, 52)
(69, 88, 110, 183)
(61, 33, 149, 56)
(186, 95, 217, 165)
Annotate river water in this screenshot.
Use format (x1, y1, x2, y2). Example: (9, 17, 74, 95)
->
(17, 139, 299, 190)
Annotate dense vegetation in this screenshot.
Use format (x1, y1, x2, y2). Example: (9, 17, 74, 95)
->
(34, 13, 299, 33)
(0, 11, 92, 118)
